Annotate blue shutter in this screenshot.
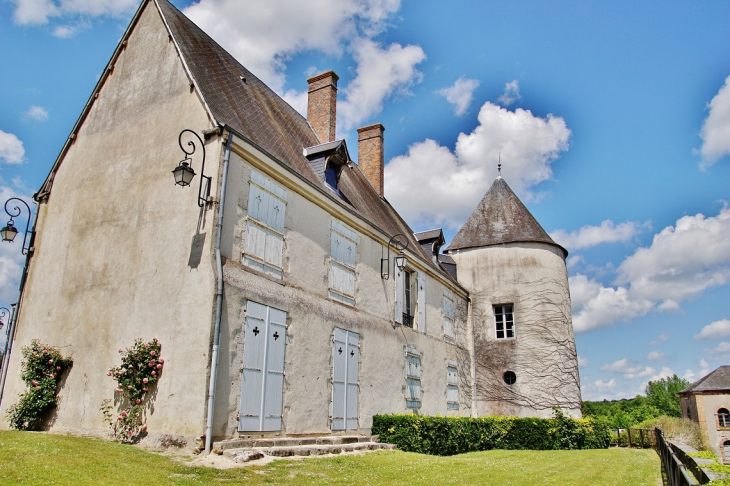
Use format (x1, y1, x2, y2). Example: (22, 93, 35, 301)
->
(332, 328, 359, 431)
(346, 332, 359, 430)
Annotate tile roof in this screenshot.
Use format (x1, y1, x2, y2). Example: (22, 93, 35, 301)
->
(445, 177, 567, 257)
(157, 0, 445, 276)
(680, 365, 730, 393)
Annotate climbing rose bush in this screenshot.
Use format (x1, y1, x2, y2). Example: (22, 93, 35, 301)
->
(7, 340, 73, 430)
(102, 338, 163, 443)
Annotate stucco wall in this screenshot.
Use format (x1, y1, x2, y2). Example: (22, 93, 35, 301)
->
(450, 243, 581, 418)
(0, 2, 220, 440)
(696, 392, 730, 459)
(211, 143, 471, 439)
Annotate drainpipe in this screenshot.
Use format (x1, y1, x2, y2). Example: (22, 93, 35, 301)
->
(468, 296, 478, 417)
(0, 304, 18, 405)
(205, 131, 232, 454)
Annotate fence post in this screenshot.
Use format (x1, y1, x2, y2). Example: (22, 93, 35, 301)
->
(628, 428, 632, 448)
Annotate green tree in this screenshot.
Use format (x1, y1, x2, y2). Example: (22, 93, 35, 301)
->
(644, 374, 690, 417)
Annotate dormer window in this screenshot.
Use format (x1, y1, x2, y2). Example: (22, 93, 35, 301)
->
(325, 164, 340, 192)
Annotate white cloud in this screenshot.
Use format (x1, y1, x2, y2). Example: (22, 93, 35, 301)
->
(385, 102, 570, 230)
(569, 274, 653, 333)
(593, 378, 616, 390)
(12, 0, 137, 27)
(683, 359, 710, 382)
(649, 332, 670, 346)
(646, 350, 666, 361)
(578, 356, 588, 368)
(338, 38, 425, 131)
(699, 74, 730, 167)
(0, 131, 25, 165)
(550, 220, 646, 251)
(566, 255, 584, 271)
(439, 76, 479, 116)
(0, 184, 34, 305)
(695, 319, 730, 340)
(600, 358, 655, 379)
(497, 79, 521, 107)
(703, 341, 730, 355)
(22, 106, 49, 122)
(572, 205, 730, 332)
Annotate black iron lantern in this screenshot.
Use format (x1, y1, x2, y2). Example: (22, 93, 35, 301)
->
(381, 234, 409, 279)
(173, 129, 211, 207)
(172, 159, 196, 187)
(1, 222, 18, 243)
(0, 307, 9, 331)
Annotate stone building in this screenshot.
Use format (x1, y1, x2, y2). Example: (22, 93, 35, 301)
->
(0, 0, 581, 450)
(679, 366, 730, 463)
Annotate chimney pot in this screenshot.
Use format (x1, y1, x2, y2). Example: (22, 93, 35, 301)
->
(307, 71, 339, 143)
(357, 124, 385, 197)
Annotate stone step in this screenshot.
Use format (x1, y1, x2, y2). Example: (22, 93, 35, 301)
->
(214, 435, 379, 453)
(223, 441, 396, 463)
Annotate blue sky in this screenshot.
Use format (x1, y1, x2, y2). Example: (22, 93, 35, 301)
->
(1, 0, 730, 401)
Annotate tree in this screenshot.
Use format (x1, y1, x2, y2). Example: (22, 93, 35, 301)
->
(644, 374, 690, 417)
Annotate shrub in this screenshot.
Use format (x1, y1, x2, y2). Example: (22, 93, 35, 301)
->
(372, 409, 611, 456)
(6, 340, 73, 430)
(101, 338, 163, 443)
(637, 416, 708, 451)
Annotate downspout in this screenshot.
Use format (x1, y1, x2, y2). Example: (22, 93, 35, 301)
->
(0, 200, 39, 407)
(205, 131, 232, 454)
(0, 304, 18, 405)
(469, 296, 478, 417)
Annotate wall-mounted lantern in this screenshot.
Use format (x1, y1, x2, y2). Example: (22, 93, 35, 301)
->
(173, 129, 211, 207)
(1, 198, 33, 254)
(381, 233, 409, 279)
(0, 307, 9, 331)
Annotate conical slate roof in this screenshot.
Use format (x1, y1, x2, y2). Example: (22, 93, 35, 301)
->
(445, 177, 566, 257)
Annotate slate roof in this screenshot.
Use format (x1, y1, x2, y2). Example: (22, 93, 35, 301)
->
(445, 177, 567, 257)
(415, 229, 444, 243)
(680, 366, 730, 393)
(156, 1, 443, 274)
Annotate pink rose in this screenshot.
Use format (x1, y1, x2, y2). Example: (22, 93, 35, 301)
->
(158, 358, 164, 364)
(128, 431, 133, 436)
(156, 364, 162, 369)
(150, 359, 155, 365)
(107, 372, 111, 376)
(43, 350, 48, 354)
(118, 349, 122, 353)
(121, 411, 128, 417)
(34, 354, 39, 358)
(53, 373, 57, 378)
(115, 388, 122, 393)
(150, 351, 156, 356)
(127, 385, 133, 389)
(135, 399, 140, 404)
(117, 417, 123, 421)
(56, 366, 61, 371)
(143, 378, 148, 384)
(151, 371, 156, 376)
(148, 363, 153, 368)
(142, 388, 148, 392)
(48, 359, 53, 364)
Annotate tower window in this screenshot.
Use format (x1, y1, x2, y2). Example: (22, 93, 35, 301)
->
(494, 304, 514, 339)
(503, 371, 516, 385)
(719, 408, 730, 428)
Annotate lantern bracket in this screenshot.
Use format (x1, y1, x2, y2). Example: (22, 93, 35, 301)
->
(2, 198, 33, 255)
(381, 233, 409, 280)
(175, 129, 211, 208)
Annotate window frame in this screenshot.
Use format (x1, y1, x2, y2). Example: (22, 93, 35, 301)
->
(446, 360, 459, 410)
(718, 408, 730, 428)
(494, 304, 515, 340)
(443, 289, 455, 343)
(405, 347, 421, 409)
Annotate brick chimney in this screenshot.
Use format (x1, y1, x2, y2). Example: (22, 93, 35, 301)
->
(357, 124, 385, 197)
(307, 71, 339, 143)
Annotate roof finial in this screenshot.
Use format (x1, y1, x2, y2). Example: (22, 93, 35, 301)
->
(497, 152, 502, 179)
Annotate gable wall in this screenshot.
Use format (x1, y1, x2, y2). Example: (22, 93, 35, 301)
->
(0, 1, 220, 440)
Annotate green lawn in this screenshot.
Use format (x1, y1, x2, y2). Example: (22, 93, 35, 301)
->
(0, 431, 661, 485)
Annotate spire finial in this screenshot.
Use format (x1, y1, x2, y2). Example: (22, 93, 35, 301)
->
(497, 152, 502, 179)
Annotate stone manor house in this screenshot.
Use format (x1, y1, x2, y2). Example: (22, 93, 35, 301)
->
(0, 0, 581, 450)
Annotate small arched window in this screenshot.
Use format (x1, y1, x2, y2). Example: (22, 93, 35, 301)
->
(719, 408, 730, 428)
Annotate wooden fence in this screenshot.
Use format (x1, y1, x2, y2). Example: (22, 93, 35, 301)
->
(610, 427, 657, 448)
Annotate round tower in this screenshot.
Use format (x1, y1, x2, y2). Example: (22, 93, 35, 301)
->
(446, 176, 581, 418)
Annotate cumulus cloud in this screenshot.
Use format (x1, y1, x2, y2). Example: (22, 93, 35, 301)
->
(22, 106, 48, 122)
(439, 77, 479, 116)
(703, 341, 730, 355)
(593, 378, 616, 390)
(0, 131, 25, 165)
(699, 74, 730, 167)
(550, 220, 647, 251)
(385, 102, 571, 230)
(600, 359, 655, 379)
(649, 332, 670, 346)
(497, 79, 521, 107)
(12, 0, 137, 27)
(646, 350, 665, 361)
(683, 359, 710, 382)
(572, 205, 730, 333)
(578, 356, 588, 368)
(338, 38, 425, 131)
(694, 319, 730, 340)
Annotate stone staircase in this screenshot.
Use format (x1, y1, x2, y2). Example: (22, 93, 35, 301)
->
(213, 435, 396, 463)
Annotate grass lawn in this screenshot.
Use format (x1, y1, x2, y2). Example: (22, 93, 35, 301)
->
(0, 431, 661, 485)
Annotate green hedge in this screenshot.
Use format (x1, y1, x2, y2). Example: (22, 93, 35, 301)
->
(372, 411, 611, 456)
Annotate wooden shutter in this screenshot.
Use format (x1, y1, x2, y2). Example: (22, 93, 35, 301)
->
(262, 307, 286, 431)
(332, 328, 359, 431)
(417, 272, 426, 332)
(346, 332, 359, 430)
(443, 293, 454, 340)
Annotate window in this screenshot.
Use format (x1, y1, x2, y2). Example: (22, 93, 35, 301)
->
(243, 170, 287, 277)
(443, 290, 455, 343)
(325, 166, 339, 191)
(329, 219, 357, 306)
(494, 304, 514, 339)
(503, 371, 516, 385)
(396, 267, 425, 331)
(719, 408, 730, 428)
(406, 347, 421, 409)
(447, 361, 459, 410)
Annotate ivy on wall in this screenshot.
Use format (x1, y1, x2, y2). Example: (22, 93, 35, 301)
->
(6, 340, 73, 430)
(101, 338, 164, 443)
